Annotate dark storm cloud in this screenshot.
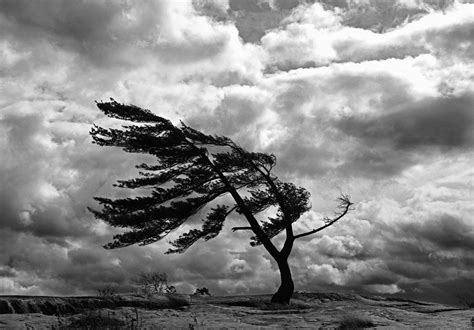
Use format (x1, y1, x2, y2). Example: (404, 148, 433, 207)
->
(337, 148, 415, 178)
(229, 0, 272, 12)
(59, 248, 129, 292)
(262, 68, 418, 178)
(273, 0, 300, 10)
(285, 205, 474, 302)
(437, 277, 474, 302)
(0, 0, 117, 41)
(354, 268, 400, 286)
(0, 0, 164, 67)
(336, 94, 474, 150)
(371, 214, 474, 280)
(0, 0, 235, 69)
(1, 230, 69, 275)
(386, 260, 439, 281)
(28, 207, 87, 239)
(0, 111, 87, 239)
(0, 189, 22, 231)
(381, 239, 435, 264)
(402, 214, 474, 251)
(377, 214, 474, 303)
(0, 102, 169, 294)
(276, 142, 334, 177)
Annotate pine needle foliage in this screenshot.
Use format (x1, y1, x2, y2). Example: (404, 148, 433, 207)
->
(89, 99, 353, 304)
(89, 99, 312, 253)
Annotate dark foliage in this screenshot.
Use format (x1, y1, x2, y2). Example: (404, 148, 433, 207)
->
(96, 284, 119, 298)
(136, 272, 176, 295)
(193, 287, 211, 296)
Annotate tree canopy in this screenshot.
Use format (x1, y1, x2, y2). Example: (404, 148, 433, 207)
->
(89, 99, 353, 304)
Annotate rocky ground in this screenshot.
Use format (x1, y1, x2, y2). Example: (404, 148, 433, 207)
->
(0, 292, 472, 329)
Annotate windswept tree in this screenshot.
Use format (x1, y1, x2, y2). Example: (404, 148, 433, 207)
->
(89, 99, 353, 304)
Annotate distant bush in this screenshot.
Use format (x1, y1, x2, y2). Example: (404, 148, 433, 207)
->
(338, 314, 375, 329)
(457, 294, 474, 309)
(166, 285, 177, 294)
(96, 284, 119, 298)
(136, 272, 176, 296)
(193, 287, 211, 296)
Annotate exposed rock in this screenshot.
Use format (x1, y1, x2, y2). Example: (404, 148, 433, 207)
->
(0, 293, 472, 329)
(0, 294, 189, 315)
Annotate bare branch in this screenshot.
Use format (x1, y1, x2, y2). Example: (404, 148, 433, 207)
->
(294, 194, 353, 240)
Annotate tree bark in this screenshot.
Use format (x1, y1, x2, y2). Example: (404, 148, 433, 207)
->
(271, 258, 294, 304)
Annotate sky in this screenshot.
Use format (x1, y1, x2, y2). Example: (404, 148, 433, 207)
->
(0, 0, 473, 305)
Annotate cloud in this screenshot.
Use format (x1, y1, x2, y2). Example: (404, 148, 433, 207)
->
(0, 0, 253, 91)
(261, 2, 474, 71)
(0, 0, 473, 306)
(336, 93, 474, 147)
(0, 0, 162, 67)
(313, 235, 364, 258)
(337, 0, 455, 32)
(330, 94, 474, 179)
(366, 284, 403, 294)
(401, 214, 474, 251)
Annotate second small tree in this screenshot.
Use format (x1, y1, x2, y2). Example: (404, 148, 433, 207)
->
(89, 100, 353, 304)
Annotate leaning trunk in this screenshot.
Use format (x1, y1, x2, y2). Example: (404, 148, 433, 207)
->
(271, 258, 294, 304)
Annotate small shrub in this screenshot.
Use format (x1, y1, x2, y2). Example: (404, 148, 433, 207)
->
(166, 285, 177, 294)
(96, 284, 119, 298)
(338, 314, 375, 329)
(193, 287, 211, 296)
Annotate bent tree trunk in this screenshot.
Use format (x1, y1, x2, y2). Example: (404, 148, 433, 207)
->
(271, 258, 294, 304)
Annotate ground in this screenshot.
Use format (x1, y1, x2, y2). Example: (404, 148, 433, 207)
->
(0, 292, 472, 329)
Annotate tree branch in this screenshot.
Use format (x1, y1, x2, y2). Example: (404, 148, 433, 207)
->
(228, 143, 295, 257)
(294, 195, 353, 240)
(180, 132, 281, 259)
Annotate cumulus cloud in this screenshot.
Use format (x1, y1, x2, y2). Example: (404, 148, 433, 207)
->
(0, 0, 473, 306)
(261, 2, 474, 71)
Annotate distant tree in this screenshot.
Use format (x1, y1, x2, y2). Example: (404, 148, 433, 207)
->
(136, 271, 174, 295)
(96, 284, 119, 298)
(193, 287, 211, 296)
(457, 293, 474, 309)
(166, 285, 176, 294)
(89, 99, 353, 304)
